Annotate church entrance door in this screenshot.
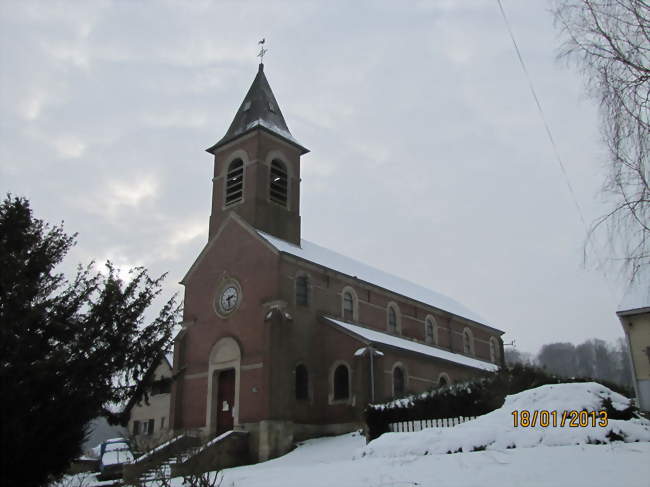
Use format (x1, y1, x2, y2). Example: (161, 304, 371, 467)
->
(216, 368, 235, 435)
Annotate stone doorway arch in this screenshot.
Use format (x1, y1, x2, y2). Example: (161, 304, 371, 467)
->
(206, 336, 241, 435)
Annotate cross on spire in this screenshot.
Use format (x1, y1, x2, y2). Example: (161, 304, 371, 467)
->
(257, 38, 267, 64)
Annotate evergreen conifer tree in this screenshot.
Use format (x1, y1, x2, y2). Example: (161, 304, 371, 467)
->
(0, 195, 180, 487)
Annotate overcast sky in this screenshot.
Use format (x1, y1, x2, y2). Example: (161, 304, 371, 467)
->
(0, 0, 630, 354)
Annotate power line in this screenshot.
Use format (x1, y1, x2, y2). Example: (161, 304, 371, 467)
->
(496, 0, 588, 230)
(496, 0, 619, 299)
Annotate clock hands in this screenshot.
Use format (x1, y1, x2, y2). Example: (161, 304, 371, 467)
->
(218, 286, 238, 314)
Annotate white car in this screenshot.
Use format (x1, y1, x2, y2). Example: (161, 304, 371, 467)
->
(98, 438, 134, 480)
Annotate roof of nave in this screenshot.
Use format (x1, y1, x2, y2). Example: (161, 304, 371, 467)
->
(324, 317, 498, 372)
(256, 230, 501, 334)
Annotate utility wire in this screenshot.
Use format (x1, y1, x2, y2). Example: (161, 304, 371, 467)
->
(496, 0, 619, 298)
(496, 0, 588, 229)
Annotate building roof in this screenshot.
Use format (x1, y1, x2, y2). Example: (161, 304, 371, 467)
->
(324, 317, 498, 372)
(164, 352, 174, 369)
(617, 267, 650, 316)
(206, 64, 308, 155)
(256, 230, 498, 331)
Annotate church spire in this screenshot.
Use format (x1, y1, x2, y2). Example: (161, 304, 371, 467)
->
(206, 62, 307, 245)
(206, 64, 308, 155)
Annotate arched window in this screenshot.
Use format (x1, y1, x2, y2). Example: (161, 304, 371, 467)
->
(425, 317, 436, 344)
(463, 328, 474, 355)
(438, 373, 449, 387)
(393, 366, 405, 397)
(225, 159, 244, 206)
(343, 291, 355, 321)
(269, 159, 288, 207)
(489, 337, 499, 363)
(296, 275, 309, 306)
(295, 364, 309, 400)
(333, 364, 350, 400)
(387, 304, 399, 334)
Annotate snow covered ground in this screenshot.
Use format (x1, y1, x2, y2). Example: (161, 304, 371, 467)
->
(61, 435, 650, 487)
(180, 432, 650, 487)
(60, 383, 650, 487)
(200, 383, 650, 487)
(361, 382, 650, 458)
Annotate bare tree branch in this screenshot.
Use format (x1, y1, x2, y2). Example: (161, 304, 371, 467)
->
(554, 0, 650, 281)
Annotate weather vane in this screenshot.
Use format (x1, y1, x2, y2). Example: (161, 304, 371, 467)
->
(257, 38, 268, 64)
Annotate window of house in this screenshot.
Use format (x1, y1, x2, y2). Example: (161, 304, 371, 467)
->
(425, 317, 435, 344)
(225, 159, 244, 206)
(463, 328, 473, 355)
(133, 420, 141, 435)
(333, 364, 350, 400)
(438, 374, 449, 387)
(160, 417, 165, 430)
(393, 366, 405, 397)
(296, 275, 309, 306)
(147, 419, 155, 435)
(151, 377, 171, 396)
(343, 291, 354, 321)
(269, 159, 288, 207)
(295, 364, 309, 400)
(388, 306, 398, 333)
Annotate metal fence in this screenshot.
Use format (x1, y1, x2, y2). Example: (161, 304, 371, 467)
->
(388, 416, 477, 432)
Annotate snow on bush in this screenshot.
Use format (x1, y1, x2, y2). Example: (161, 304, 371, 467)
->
(358, 382, 650, 458)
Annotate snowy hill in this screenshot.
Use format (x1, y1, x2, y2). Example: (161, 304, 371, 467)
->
(360, 382, 650, 458)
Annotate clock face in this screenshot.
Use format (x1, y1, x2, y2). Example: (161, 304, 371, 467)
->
(219, 285, 239, 313)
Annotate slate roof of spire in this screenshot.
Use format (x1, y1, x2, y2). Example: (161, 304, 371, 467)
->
(207, 64, 308, 154)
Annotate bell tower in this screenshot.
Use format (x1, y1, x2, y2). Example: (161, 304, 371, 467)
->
(206, 63, 309, 245)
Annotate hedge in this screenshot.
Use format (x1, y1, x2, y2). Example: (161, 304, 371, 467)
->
(363, 364, 634, 441)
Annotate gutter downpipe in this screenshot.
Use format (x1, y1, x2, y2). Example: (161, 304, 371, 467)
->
(369, 345, 375, 403)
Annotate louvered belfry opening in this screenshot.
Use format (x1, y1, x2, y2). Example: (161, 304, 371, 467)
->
(269, 159, 288, 206)
(225, 159, 244, 206)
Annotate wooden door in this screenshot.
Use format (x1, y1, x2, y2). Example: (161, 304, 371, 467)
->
(216, 369, 235, 435)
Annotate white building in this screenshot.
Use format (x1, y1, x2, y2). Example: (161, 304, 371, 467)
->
(617, 272, 650, 412)
(126, 353, 174, 449)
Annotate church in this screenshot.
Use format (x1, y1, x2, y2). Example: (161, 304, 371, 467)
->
(169, 62, 505, 462)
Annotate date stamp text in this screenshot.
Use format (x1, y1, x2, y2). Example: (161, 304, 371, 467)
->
(511, 410, 608, 427)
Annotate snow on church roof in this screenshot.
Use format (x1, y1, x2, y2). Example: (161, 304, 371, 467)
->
(325, 317, 498, 372)
(256, 230, 496, 330)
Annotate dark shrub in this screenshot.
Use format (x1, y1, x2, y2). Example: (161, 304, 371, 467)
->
(363, 364, 637, 441)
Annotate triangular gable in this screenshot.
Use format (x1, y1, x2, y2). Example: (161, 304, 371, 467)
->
(180, 213, 279, 285)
